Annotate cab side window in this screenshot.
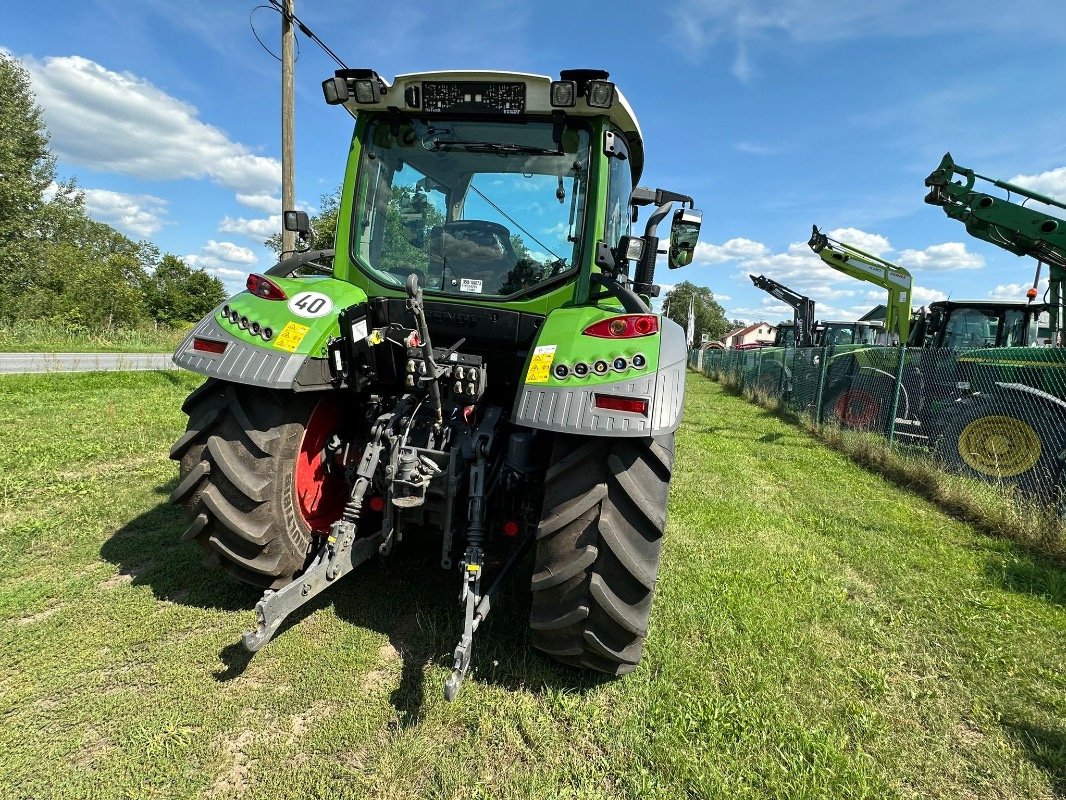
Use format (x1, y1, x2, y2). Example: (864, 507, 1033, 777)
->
(604, 129, 632, 248)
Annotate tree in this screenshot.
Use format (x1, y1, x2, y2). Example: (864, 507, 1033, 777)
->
(662, 281, 729, 344)
(0, 53, 56, 317)
(145, 254, 225, 324)
(266, 188, 341, 255)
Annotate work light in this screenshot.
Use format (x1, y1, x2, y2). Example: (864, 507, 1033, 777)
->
(321, 76, 349, 105)
(353, 79, 379, 104)
(550, 80, 576, 107)
(586, 80, 615, 108)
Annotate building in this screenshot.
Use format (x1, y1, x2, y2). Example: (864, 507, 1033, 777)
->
(721, 322, 777, 349)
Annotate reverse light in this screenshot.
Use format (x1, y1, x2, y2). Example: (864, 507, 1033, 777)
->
(594, 394, 648, 415)
(193, 337, 227, 355)
(582, 314, 659, 338)
(246, 273, 287, 301)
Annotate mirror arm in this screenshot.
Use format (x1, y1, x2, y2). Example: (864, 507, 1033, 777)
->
(634, 202, 673, 290)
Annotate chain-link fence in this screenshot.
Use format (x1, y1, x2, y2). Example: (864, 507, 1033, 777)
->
(692, 344, 1066, 505)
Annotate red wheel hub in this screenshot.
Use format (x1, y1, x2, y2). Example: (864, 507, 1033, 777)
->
(832, 389, 880, 429)
(294, 396, 349, 533)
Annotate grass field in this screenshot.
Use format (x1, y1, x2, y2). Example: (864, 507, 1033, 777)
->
(0, 320, 186, 353)
(0, 371, 1062, 799)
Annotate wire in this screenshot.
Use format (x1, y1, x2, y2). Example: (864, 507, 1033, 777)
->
(266, 0, 349, 69)
(250, 2, 348, 70)
(249, 5, 300, 62)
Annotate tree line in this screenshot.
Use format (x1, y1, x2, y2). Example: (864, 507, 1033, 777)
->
(0, 53, 225, 329)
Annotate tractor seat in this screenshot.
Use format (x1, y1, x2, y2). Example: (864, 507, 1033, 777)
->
(428, 221, 518, 295)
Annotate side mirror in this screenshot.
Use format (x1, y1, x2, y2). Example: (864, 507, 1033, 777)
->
(284, 210, 311, 239)
(668, 208, 702, 269)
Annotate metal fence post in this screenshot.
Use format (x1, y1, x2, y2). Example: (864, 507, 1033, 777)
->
(814, 343, 831, 426)
(887, 344, 907, 444)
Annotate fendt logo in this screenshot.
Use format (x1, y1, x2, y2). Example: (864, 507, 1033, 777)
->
(425, 309, 482, 327)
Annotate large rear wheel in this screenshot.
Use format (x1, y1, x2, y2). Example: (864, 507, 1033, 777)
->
(934, 395, 1066, 501)
(169, 380, 350, 589)
(530, 433, 674, 675)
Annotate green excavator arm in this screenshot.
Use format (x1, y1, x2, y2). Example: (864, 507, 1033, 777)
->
(808, 226, 913, 344)
(924, 152, 1065, 342)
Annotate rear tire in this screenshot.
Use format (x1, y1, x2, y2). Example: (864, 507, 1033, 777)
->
(934, 394, 1066, 501)
(530, 433, 674, 675)
(169, 380, 348, 589)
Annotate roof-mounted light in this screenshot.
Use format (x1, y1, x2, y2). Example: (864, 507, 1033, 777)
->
(323, 69, 385, 106)
(586, 80, 615, 109)
(550, 80, 576, 108)
(353, 78, 379, 104)
(322, 76, 348, 105)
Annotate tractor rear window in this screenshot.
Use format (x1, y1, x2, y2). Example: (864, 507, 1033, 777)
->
(351, 117, 590, 298)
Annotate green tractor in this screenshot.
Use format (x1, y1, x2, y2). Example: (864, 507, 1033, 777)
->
(169, 68, 702, 698)
(924, 153, 1066, 499)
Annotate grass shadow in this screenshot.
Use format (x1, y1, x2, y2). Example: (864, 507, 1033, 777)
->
(1000, 719, 1066, 795)
(101, 488, 614, 727)
(985, 552, 1066, 608)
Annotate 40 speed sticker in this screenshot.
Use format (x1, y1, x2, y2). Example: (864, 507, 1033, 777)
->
(287, 291, 334, 318)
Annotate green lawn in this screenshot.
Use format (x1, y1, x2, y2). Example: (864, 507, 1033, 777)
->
(0, 371, 1062, 799)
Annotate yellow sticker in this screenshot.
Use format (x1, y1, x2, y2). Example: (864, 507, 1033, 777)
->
(525, 344, 557, 384)
(273, 321, 310, 353)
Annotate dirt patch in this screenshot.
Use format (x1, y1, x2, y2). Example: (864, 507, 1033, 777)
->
(74, 726, 115, 770)
(16, 606, 61, 626)
(97, 561, 153, 590)
(363, 669, 393, 693)
(288, 701, 337, 740)
(379, 642, 401, 662)
(208, 729, 255, 798)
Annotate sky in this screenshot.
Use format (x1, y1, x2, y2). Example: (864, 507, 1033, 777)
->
(5, 0, 1066, 325)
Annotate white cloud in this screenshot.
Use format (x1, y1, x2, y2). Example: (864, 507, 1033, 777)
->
(219, 215, 281, 242)
(897, 242, 983, 270)
(988, 279, 1047, 301)
(185, 240, 258, 287)
(1008, 167, 1066, 201)
(236, 193, 283, 214)
(910, 286, 948, 304)
(24, 55, 280, 196)
(694, 237, 770, 264)
(734, 141, 778, 156)
(80, 187, 169, 238)
(202, 240, 256, 265)
(827, 228, 892, 257)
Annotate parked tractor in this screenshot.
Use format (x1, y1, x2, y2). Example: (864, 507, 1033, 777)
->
(168, 68, 702, 698)
(924, 153, 1066, 498)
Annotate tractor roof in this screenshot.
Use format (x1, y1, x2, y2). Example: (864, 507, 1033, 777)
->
(357, 70, 645, 181)
(928, 299, 1048, 310)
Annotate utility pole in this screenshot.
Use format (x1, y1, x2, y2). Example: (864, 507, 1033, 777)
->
(281, 0, 296, 254)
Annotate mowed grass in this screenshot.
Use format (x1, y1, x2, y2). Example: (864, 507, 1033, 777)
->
(0, 371, 1062, 799)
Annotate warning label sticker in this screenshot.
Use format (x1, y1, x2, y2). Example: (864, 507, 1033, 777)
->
(525, 344, 557, 384)
(273, 321, 310, 353)
(460, 278, 483, 293)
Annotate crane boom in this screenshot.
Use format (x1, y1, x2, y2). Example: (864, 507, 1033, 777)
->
(924, 152, 1065, 342)
(808, 226, 913, 344)
(749, 274, 817, 347)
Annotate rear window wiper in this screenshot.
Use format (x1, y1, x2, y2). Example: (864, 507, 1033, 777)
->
(425, 138, 562, 156)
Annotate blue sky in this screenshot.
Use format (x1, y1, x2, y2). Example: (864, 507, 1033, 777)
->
(6, 0, 1066, 324)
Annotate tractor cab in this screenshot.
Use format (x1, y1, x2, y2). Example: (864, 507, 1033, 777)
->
(910, 300, 1050, 349)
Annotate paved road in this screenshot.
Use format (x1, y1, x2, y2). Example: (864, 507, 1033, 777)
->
(0, 352, 177, 374)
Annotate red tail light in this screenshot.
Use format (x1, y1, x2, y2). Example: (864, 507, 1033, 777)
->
(246, 273, 287, 300)
(594, 394, 649, 415)
(193, 337, 228, 354)
(583, 314, 658, 338)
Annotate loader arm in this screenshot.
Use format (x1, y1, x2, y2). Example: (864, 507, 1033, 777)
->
(808, 226, 913, 344)
(924, 152, 1066, 342)
(749, 274, 817, 347)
